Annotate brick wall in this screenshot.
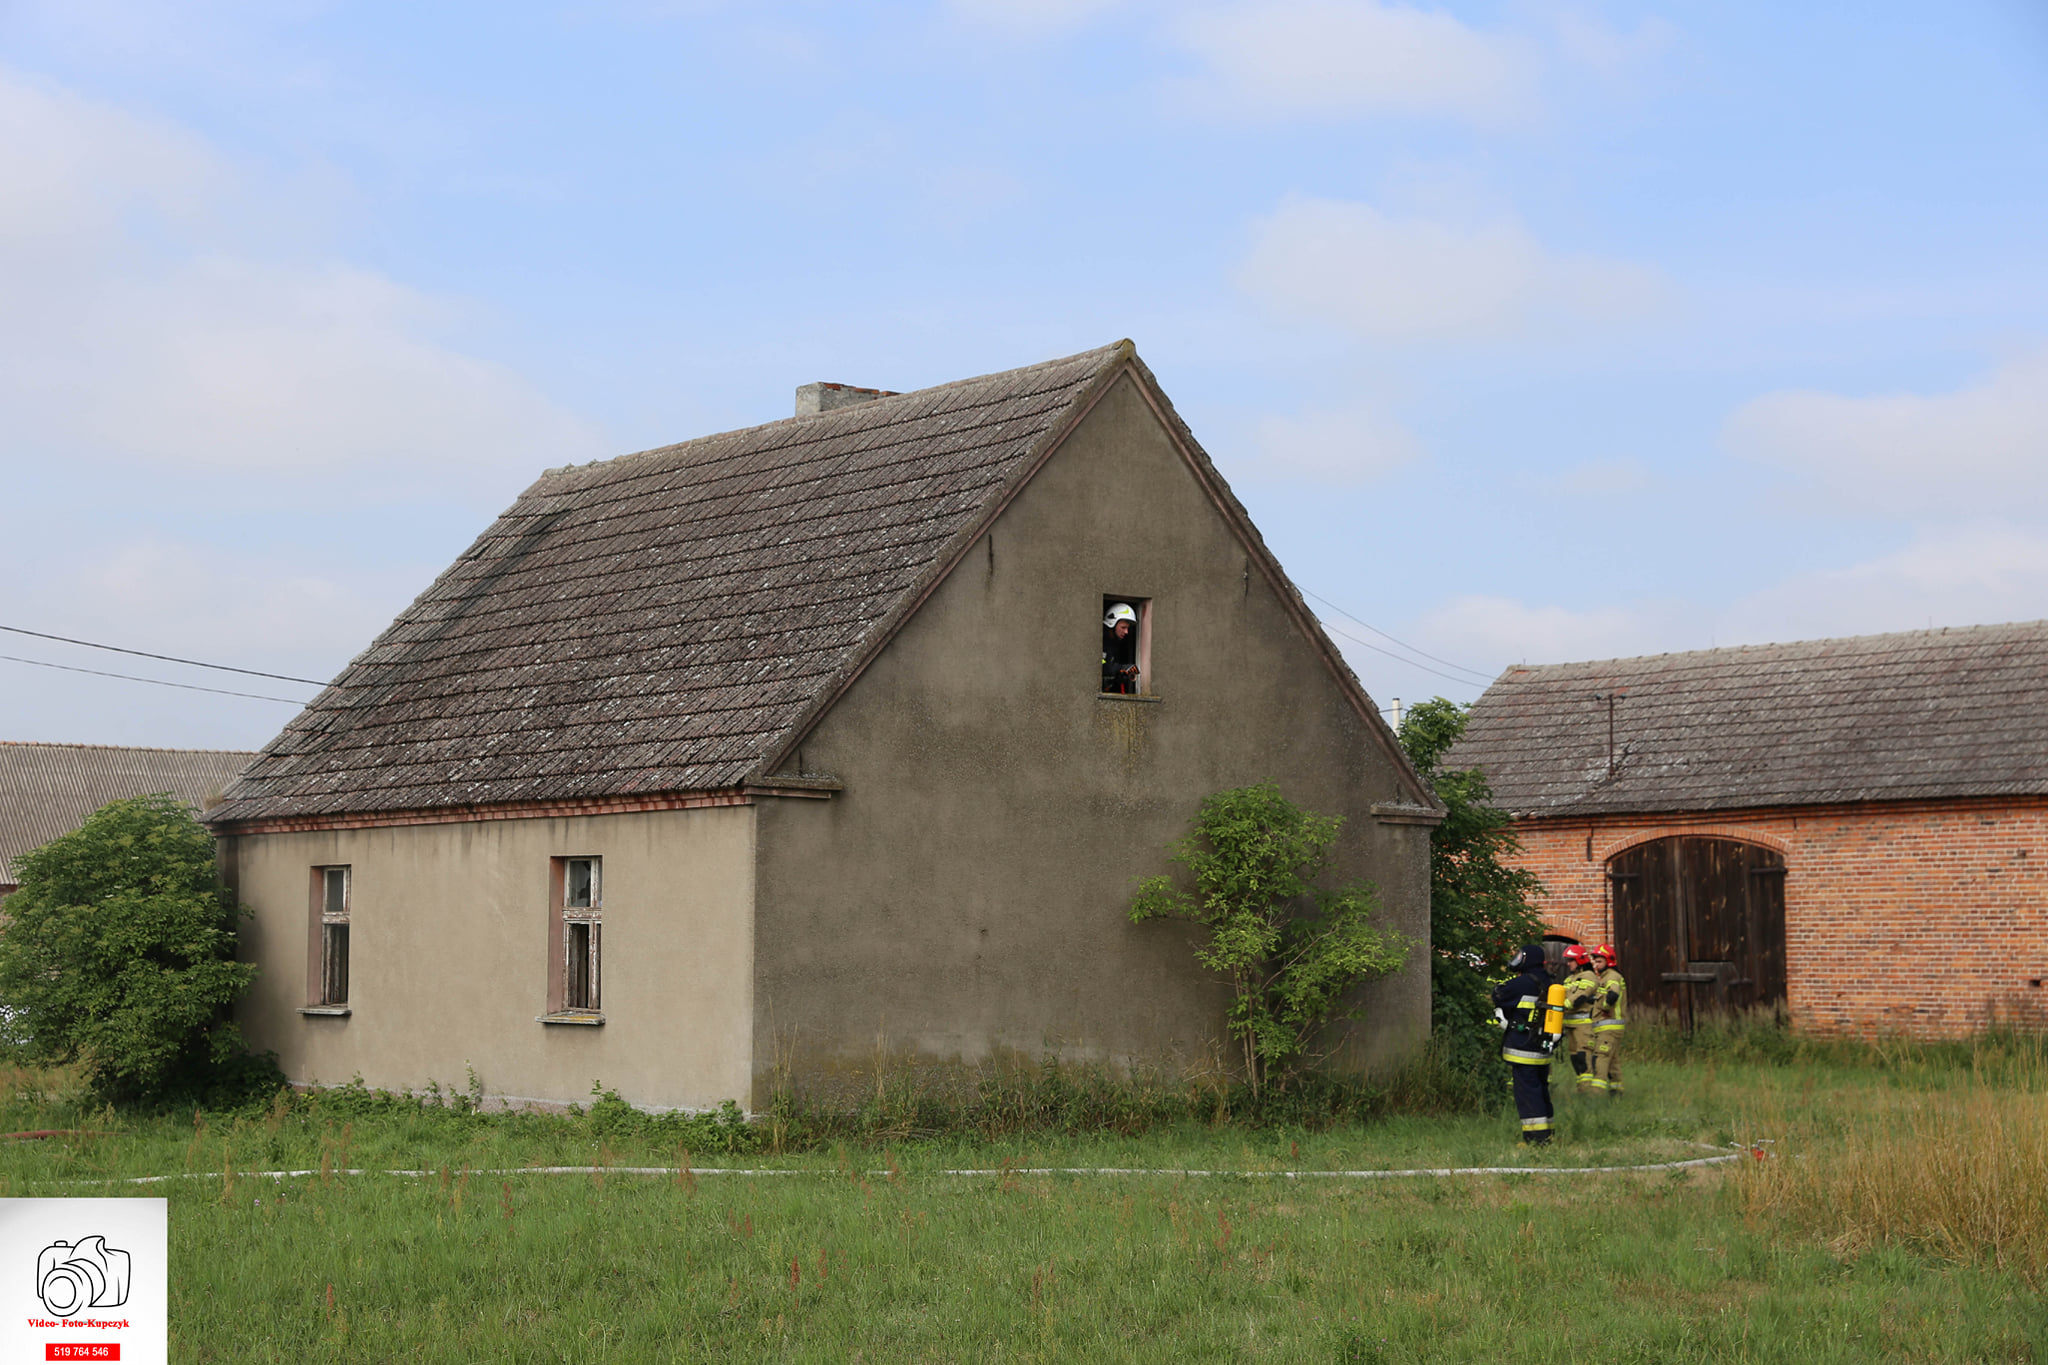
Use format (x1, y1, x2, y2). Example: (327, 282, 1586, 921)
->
(1509, 795, 2048, 1037)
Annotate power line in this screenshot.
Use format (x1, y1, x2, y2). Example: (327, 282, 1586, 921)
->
(0, 624, 328, 686)
(1301, 587, 1494, 681)
(1313, 622, 1492, 689)
(1299, 588, 1496, 685)
(0, 654, 311, 705)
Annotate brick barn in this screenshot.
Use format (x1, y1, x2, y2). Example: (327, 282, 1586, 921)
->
(1448, 621, 2048, 1037)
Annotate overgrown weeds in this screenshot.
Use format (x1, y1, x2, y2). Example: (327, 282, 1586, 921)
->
(1630, 1007, 2048, 1084)
(1741, 1071, 2048, 1283)
(756, 1037, 1511, 1149)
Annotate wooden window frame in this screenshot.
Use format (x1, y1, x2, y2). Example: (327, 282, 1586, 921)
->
(1101, 594, 1154, 697)
(303, 865, 351, 1014)
(543, 856, 604, 1023)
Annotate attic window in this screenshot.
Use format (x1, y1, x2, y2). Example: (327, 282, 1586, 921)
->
(1101, 596, 1151, 695)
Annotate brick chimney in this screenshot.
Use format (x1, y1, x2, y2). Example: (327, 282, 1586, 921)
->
(795, 382, 898, 417)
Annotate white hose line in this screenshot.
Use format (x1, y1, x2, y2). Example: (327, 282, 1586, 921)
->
(49, 1151, 1747, 1187)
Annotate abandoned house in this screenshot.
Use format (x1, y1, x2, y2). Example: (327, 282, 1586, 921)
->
(1447, 621, 2048, 1037)
(0, 741, 255, 900)
(205, 341, 1443, 1112)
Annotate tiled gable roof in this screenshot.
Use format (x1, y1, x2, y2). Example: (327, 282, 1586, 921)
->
(1446, 620, 2048, 818)
(1, 742, 255, 880)
(208, 343, 1132, 824)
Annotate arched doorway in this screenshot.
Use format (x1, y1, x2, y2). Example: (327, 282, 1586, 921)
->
(1606, 837, 1786, 1015)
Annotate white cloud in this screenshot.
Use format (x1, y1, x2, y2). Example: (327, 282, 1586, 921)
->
(79, 540, 418, 671)
(0, 67, 606, 493)
(1385, 522, 2048, 689)
(0, 534, 440, 748)
(1172, 0, 1535, 125)
(1409, 593, 1688, 669)
(1252, 402, 1422, 483)
(1725, 348, 2048, 517)
(0, 69, 224, 259)
(1547, 457, 1653, 496)
(946, 0, 1131, 30)
(1238, 197, 1666, 343)
(1545, 5, 1678, 74)
(1725, 524, 2048, 645)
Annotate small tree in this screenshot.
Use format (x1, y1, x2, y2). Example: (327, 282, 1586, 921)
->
(1397, 699, 1547, 1075)
(1130, 783, 1410, 1098)
(0, 794, 267, 1104)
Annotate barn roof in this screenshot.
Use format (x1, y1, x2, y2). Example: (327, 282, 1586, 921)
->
(1, 742, 254, 881)
(212, 340, 1427, 826)
(1446, 620, 2048, 818)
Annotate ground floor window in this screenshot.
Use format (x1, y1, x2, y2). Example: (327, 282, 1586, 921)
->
(314, 866, 350, 1005)
(553, 856, 602, 1013)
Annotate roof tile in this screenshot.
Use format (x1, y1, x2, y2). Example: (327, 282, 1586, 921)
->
(208, 343, 1125, 823)
(1447, 621, 2048, 816)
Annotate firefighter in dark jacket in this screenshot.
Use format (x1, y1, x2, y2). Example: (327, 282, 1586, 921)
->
(1492, 943, 1562, 1144)
(1102, 603, 1140, 693)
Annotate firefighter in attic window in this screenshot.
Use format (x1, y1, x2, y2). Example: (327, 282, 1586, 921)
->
(1102, 602, 1140, 694)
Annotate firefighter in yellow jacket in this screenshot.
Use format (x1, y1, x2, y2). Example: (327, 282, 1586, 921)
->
(1589, 943, 1626, 1096)
(1560, 944, 1601, 1093)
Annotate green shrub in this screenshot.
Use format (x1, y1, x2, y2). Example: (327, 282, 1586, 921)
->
(1130, 783, 1410, 1098)
(583, 1085, 759, 1154)
(1397, 700, 1548, 1091)
(0, 794, 278, 1105)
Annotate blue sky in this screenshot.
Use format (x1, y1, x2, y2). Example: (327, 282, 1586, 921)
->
(4, 0, 2046, 748)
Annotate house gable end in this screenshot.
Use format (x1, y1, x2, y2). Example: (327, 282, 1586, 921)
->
(761, 356, 1440, 814)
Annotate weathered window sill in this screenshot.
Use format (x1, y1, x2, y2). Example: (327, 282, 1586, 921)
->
(299, 1005, 351, 1017)
(1097, 693, 1162, 704)
(536, 1011, 605, 1026)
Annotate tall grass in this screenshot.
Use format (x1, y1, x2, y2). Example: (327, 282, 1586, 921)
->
(753, 1037, 1502, 1150)
(9, 1041, 2048, 1360)
(1739, 1029, 2048, 1282)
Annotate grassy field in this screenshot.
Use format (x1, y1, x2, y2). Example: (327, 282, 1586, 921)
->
(3, 1031, 2044, 1363)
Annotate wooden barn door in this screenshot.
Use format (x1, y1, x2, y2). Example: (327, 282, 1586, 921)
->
(1607, 837, 1786, 1015)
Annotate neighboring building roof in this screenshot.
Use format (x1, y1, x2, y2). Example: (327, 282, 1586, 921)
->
(209, 341, 1430, 826)
(1, 742, 254, 881)
(1447, 620, 2048, 818)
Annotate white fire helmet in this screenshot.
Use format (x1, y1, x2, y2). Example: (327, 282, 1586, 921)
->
(1104, 603, 1138, 629)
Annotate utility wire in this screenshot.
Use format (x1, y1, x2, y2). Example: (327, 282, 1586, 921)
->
(0, 624, 327, 686)
(5, 591, 1491, 710)
(1299, 588, 1496, 684)
(1313, 622, 1491, 689)
(0, 654, 310, 705)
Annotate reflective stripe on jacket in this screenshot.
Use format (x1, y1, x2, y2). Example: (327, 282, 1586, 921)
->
(1595, 967, 1627, 1029)
(1562, 969, 1599, 1023)
(1491, 971, 1555, 1066)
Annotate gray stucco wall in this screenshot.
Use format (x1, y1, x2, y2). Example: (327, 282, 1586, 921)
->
(752, 372, 1433, 1104)
(229, 805, 756, 1111)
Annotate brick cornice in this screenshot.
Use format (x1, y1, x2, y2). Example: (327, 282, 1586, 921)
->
(1512, 791, 2048, 836)
(208, 781, 837, 836)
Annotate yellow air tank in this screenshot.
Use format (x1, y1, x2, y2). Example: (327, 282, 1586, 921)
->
(1543, 982, 1567, 1040)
